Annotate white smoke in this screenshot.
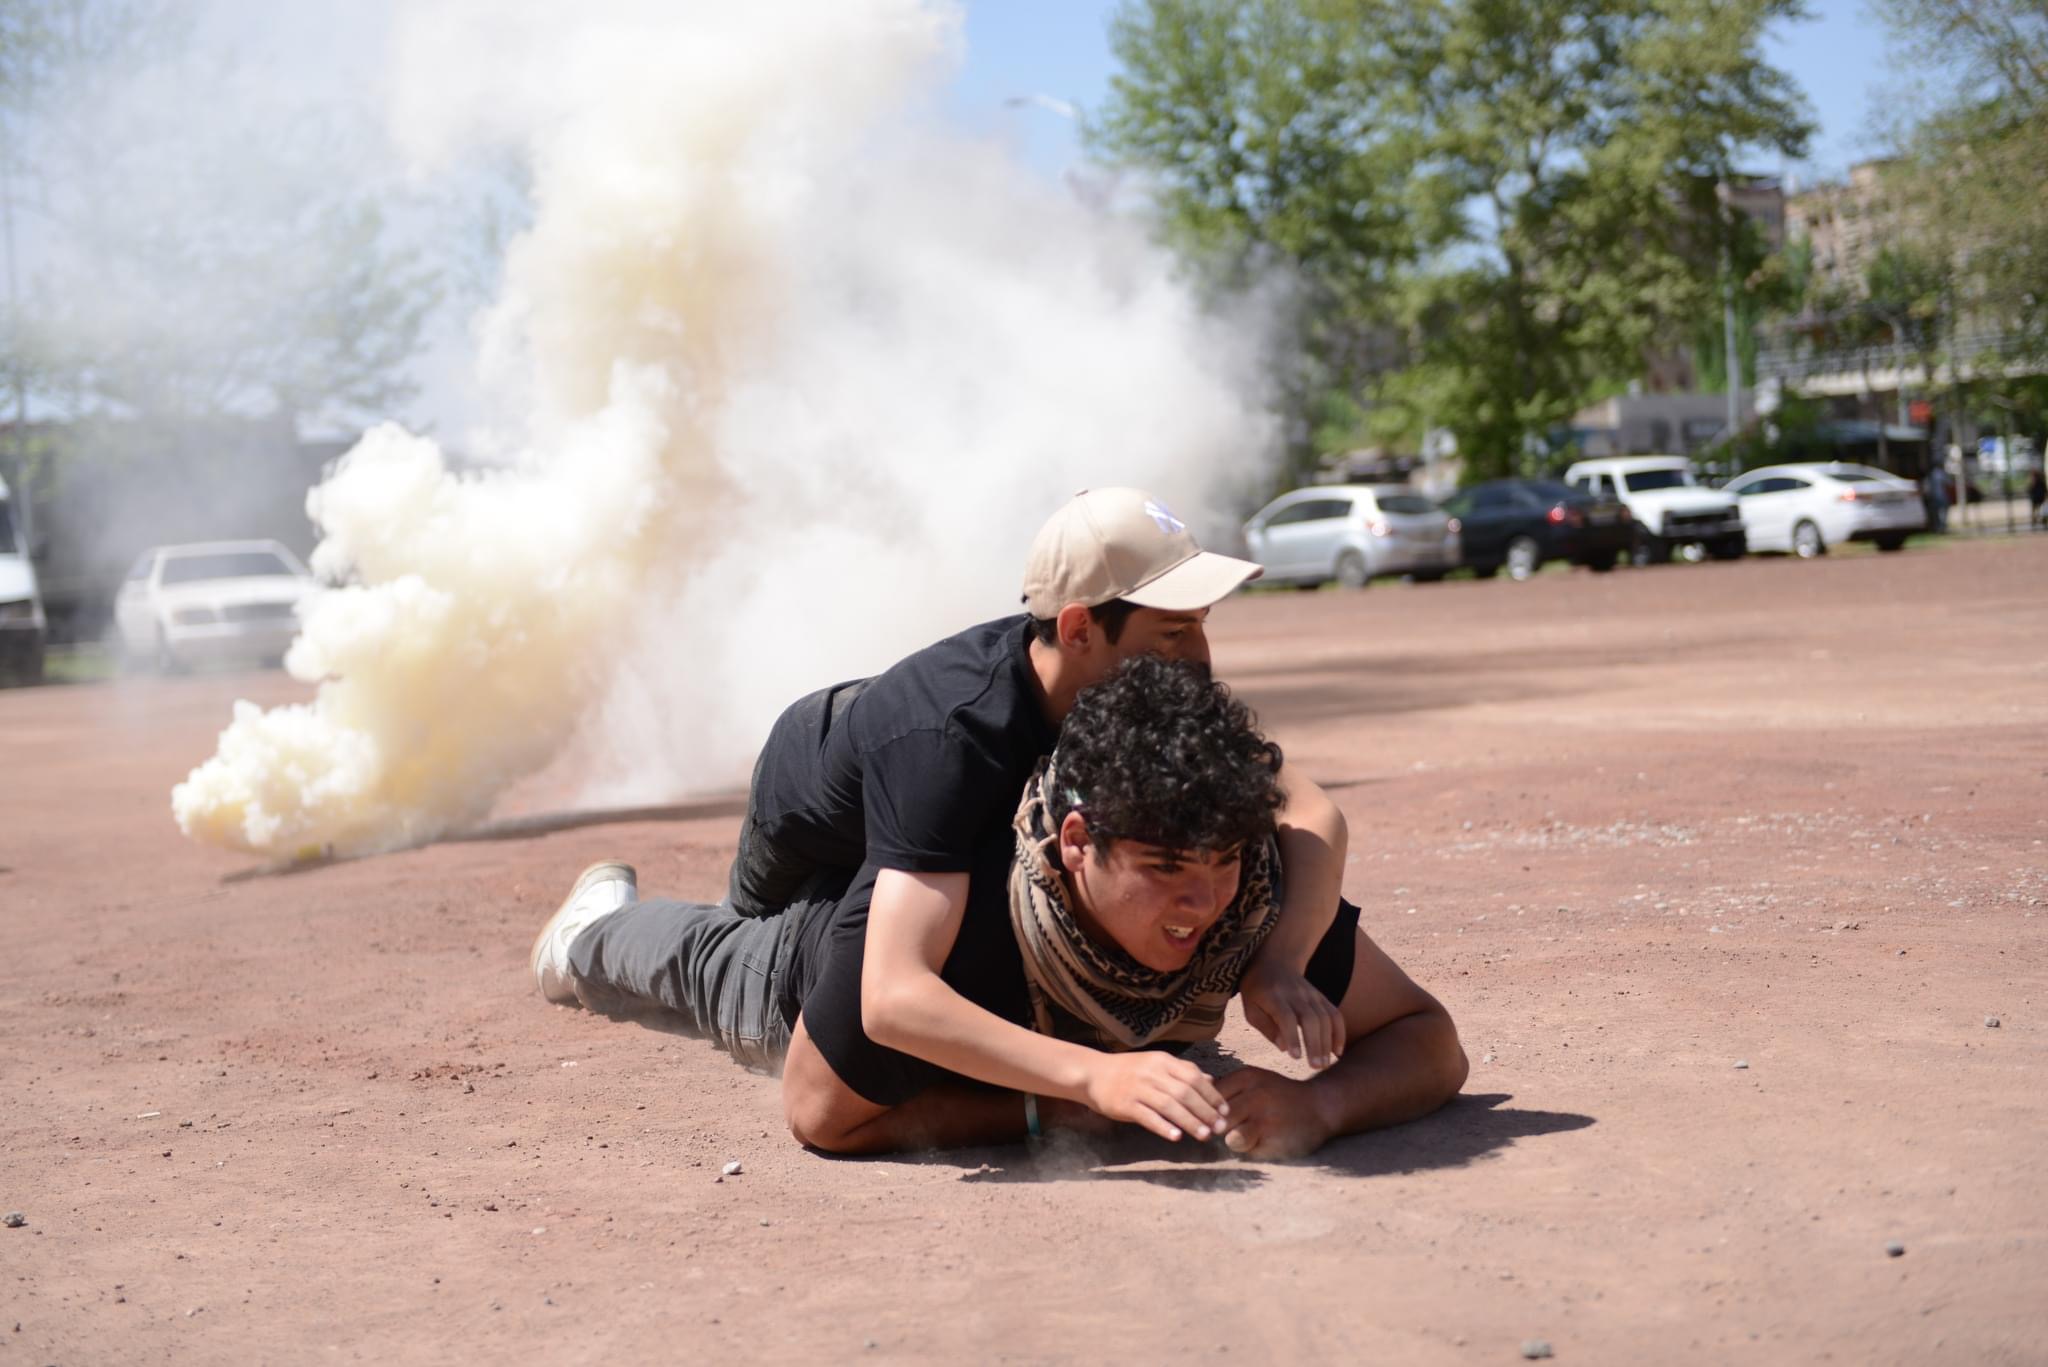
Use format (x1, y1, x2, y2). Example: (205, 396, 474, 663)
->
(173, 0, 1278, 859)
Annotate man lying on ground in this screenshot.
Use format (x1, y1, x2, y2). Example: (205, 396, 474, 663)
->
(677, 486, 1351, 1068)
(532, 656, 1468, 1159)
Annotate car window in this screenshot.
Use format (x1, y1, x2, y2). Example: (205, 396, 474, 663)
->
(1472, 485, 1514, 511)
(1726, 476, 1762, 496)
(1376, 494, 1436, 515)
(159, 550, 296, 584)
(1778, 477, 1812, 492)
(0, 500, 15, 555)
(1623, 468, 1692, 492)
(1307, 498, 1353, 522)
(1261, 501, 1318, 528)
(1439, 491, 1471, 517)
(1829, 469, 1883, 484)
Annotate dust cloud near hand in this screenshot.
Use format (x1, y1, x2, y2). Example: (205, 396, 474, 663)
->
(172, 0, 1276, 860)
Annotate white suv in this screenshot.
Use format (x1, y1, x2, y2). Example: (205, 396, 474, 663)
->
(1562, 456, 1746, 564)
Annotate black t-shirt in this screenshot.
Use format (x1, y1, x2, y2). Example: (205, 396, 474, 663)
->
(748, 615, 1058, 878)
(784, 839, 1365, 1107)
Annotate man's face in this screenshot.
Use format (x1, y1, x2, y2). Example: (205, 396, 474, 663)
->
(1107, 606, 1212, 672)
(1057, 811, 1244, 973)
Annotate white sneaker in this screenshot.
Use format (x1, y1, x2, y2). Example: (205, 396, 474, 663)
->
(531, 860, 638, 1005)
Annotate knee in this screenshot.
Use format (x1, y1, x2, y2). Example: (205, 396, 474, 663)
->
(783, 1082, 861, 1154)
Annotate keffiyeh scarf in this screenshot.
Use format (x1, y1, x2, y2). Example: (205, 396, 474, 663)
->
(1007, 758, 1280, 1051)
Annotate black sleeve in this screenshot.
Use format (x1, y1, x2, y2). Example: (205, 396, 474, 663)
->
(1302, 899, 1363, 1006)
(860, 727, 1011, 873)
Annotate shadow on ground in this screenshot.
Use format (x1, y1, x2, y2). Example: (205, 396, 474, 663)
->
(933, 1093, 1592, 1192)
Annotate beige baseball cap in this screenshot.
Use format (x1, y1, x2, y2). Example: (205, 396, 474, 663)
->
(1021, 487, 1262, 618)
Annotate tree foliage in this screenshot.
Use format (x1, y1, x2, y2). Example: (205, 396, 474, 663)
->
(1094, 0, 1812, 481)
(1876, 0, 2048, 356)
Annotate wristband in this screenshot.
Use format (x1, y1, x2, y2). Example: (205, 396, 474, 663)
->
(1023, 1092, 1041, 1139)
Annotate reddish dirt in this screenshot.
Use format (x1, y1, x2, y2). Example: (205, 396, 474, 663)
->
(4, 537, 2045, 1365)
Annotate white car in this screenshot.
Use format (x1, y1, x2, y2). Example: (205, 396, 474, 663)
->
(114, 540, 317, 671)
(1243, 484, 1461, 588)
(1722, 463, 1926, 558)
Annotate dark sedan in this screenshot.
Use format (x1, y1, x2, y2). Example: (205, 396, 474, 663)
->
(1439, 479, 1632, 580)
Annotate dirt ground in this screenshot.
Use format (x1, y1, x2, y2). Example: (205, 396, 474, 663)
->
(4, 536, 2045, 1365)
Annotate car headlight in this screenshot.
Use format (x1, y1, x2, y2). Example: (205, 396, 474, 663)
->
(172, 606, 218, 626)
(0, 599, 34, 623)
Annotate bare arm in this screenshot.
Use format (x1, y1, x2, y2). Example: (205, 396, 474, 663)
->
(1219, 925, 1468, 1160)
(1265, 766, 1349, 972)
(1238, 766, 1351, 1066)
(845, 868, 1231, 1144)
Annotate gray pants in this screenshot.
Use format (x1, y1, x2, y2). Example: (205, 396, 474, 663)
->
(567, 900, 797, 1073)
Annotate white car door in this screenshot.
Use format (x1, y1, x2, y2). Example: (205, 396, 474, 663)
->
(1731, 475, 1797, 551)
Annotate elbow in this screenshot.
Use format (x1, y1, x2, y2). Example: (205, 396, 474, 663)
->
(859, 979, 921, 1055)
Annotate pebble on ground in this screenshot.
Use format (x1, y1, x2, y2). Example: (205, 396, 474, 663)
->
(722, 1160, 743, 1177)
(1520, 1340, 1554, 1360)
(1886, 1241, 1906, 1258)
(2, 1212, 24, 1228)
(1985, 1017, 2001, 1028)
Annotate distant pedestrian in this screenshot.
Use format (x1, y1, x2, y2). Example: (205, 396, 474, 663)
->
(1924, 464, 1953, 534)
(2028, 465, 2046, 529)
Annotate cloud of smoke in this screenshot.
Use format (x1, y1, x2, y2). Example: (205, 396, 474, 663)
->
(172, 0, 1278, 858)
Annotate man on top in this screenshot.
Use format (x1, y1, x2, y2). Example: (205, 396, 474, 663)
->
(532, 488, 1361, 1142)
(534, 655, 1467, 1157)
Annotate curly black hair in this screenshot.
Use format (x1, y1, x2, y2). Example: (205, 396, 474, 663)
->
(1049, 654, 1284, 855)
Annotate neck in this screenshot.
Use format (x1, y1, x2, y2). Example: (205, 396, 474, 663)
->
(1027, 635, 1084, 726)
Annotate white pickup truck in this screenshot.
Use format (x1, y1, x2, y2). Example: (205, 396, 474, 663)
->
(1562, 456, 1746, 564)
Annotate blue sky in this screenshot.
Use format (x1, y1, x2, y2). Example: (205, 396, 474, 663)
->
(947, 0, 1901, 188)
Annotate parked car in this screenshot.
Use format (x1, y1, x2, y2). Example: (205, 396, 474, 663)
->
(1562, 456, 1746, 563)
(1242, 484, 1461, 588)
(1722, 462, 1926, 557)
(1438, 478, 1632, 580)
(0, 472, 47, 684)
(114, 540, 317, 672)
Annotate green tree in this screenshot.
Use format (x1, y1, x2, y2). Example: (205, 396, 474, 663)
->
(1095, 0, 1813, 482)
(1877, 0, 2048, 355)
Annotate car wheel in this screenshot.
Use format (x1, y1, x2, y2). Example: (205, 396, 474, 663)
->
(1791, 520, 1824, 559)
(1335, 551, 1370, 589)
(1505, 536, 1541, 582)
(1583, 552, 1617, 573)
(1631, 531, 1669, 566)
(1874, 534, 1908, 552)
(153, 627, 184, 675)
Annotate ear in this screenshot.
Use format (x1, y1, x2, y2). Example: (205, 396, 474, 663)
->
(1054, 602, 1095, 654)
(1056, 809, 1094, 875)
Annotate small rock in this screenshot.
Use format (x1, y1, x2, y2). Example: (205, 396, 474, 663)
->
(1733, 1060, 1749, 1070)
(1886, 1241, 1905, 1258)
(1984, 1017, 2000, 1029)
(2, 1212, 24, 1229)
(1521, 1340, 1554, 1360)
(463, 1081, 476, 1094)
(759, 1217, 771, 1227)
(864, 1338, 879, 1350)
(722, 1160, 743, 1177)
